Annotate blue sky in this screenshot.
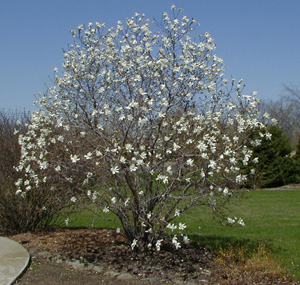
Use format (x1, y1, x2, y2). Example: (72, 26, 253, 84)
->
(1, 0, 300, 111)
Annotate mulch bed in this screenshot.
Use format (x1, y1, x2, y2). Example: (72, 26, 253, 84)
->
(10, 228, 298, 284)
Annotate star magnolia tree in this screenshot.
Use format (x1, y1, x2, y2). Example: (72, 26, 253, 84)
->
(17, 7, 267, 250)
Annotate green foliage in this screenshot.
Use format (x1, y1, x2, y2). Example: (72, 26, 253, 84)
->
(246, 125, 300, 188)
(293, 138, 300, 161)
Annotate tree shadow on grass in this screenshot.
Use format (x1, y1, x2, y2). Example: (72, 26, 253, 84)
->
(189, 234, 275, 256)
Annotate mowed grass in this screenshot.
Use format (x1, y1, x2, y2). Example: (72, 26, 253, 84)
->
(61, 190, 300, 281)
(184, 190, 300, 281)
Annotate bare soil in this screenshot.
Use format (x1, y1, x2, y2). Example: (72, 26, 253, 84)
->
(10, 228, 297, 284)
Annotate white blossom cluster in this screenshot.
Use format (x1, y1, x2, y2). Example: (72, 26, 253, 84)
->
(16, 6, 268, 250)
(227, 216, 246, 227)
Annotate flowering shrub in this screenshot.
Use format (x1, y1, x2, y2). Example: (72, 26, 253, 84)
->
(17, 6, 267, 249)
(0, 110, 73, 234)
(0, 110, 29, 234)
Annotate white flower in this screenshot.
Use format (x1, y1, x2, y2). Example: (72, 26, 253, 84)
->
(208, 160, 216, 169)
(172, 235, 181, 249)
(271, 118, 277, 124)
(111, 165, 120, 174)
(173, 142, 180, 151)
(263, 112, 270, 120)
(92, 191, 98, 202)
(266, 132, 272, 139)
(124, 198, 130, 206)
(236, 174, 244, 183)
(156, 239, 163, 251)
(103, 206, 109, 213)
(15, 179, 22, 187)
(186, 158, 194, 166)
(70, 154, 80, 163)
(229, 157, 236, 165)
(71, 196, 77, 203)
(131, 239, 138, 250)
(178, 223, 186, 230)
(140, 152, 147, 159)
(158, 112, 165, 118)
(116, 228, 120, 233)
(84, 152, 92, 160)
(126, 100, 139, 109)
(167, 223, 177, 231)
(166, 166, 173, 175)
(129, 164, 138, 172)
(156, 174, 168, 184)
(125, 143, 134, 152)
(120, 156, 126, 163)
(57, 135, 64, 142)
(238, 218, 245, 226)
(227, 217, 235, 224)
(183, 235, 190, 244)
(65, 218, 69, 226)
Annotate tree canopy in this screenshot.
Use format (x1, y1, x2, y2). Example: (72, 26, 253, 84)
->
(17, 7, 267, 250)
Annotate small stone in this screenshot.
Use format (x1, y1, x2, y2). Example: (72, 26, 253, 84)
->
(29, 247, 37, 254)
(66, 260, 80, 266)
(149, 276, 159, 283)
(117, 273, 134, 281)
(104, 270, 119, 278)
(93, 265, 104, 273)
(37, 251, 51, 258)
(66, 260, 89, 270)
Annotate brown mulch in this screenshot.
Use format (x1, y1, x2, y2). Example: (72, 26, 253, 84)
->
(10, 228, 298, 284)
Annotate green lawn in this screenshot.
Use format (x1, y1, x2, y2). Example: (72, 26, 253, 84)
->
(61, 190, 300, 281)
(184, 190, 300, 281)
